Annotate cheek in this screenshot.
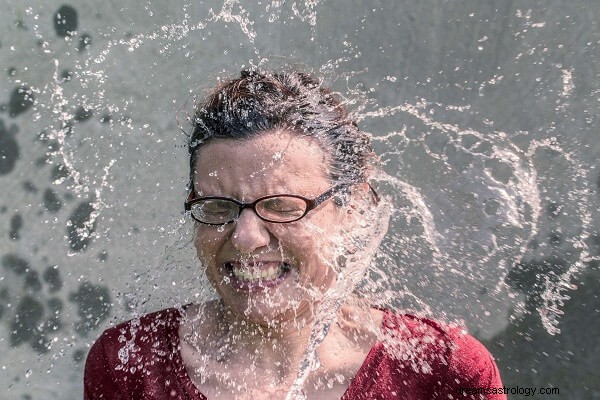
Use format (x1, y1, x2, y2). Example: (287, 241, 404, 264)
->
(271, 223, 320, 253)
(301, 210, 347, 246)
(193, 230, 223, 286)
(276, 220, 344, 264)
(193, 227, 221, 262)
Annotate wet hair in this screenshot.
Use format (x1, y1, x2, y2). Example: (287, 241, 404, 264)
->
(187, 69, 375, 192)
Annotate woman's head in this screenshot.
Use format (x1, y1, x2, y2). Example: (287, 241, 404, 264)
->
(185, 69, 385, 328)
(187, 69, 375, 192)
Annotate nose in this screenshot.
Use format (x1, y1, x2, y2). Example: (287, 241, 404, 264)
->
(230, 208, 271, 253)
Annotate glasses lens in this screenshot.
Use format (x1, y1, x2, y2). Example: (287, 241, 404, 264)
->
(190, 199, 238, 224)
(256, 196, 308, 222)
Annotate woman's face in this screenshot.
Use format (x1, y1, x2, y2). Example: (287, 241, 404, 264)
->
(192, 130, 354, 326)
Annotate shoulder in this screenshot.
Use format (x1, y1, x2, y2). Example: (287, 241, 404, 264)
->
(382, 311, 494, 359)
(85, 308, 183, 378)
(380, 311, 505, 397)
(87, 308, 181, 360)
(84, 307, 188, 399)
(89, 307, 183, 363)
(94, 307, 182, 345)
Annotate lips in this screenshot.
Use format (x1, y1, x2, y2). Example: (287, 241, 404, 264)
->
(223, 261, 293, 291)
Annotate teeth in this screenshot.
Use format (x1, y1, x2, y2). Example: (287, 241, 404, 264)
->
(230, 262, 288, 282)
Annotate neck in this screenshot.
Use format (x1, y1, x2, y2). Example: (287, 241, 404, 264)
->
(215, 302, 319, 374)
(180, 299, 383, 395)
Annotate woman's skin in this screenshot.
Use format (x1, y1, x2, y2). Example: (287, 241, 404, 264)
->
(179, 129, 383, 399)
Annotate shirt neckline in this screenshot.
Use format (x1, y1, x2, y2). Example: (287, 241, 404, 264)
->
(168, 306, 392, 399)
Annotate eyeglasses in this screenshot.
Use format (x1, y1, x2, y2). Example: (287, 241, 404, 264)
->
(185, 183, 377, 225)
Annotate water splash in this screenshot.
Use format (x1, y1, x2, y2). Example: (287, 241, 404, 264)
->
(209, 0, 257, 42)
(287, 193, 392, 399)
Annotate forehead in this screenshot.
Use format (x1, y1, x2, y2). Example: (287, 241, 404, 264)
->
(193, 130, 331, 197)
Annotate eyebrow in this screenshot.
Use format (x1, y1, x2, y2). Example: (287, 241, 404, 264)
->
(193, 185, 320, 201)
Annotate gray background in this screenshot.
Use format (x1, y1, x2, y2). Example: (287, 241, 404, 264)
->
(1, 1, 598, 399)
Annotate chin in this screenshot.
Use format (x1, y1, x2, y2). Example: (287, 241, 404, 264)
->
(222, 292, 314, 327)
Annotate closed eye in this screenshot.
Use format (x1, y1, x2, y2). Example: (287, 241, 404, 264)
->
(194, 200, 235, 214)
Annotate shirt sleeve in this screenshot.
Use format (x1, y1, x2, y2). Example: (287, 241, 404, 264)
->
(83, 333, 125, 400)
(443, 330, 507, 400)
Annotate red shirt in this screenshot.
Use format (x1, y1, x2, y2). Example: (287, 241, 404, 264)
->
(84, 308, 506, 399)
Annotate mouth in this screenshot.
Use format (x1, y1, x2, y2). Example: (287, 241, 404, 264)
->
(223, 261, 293, 291)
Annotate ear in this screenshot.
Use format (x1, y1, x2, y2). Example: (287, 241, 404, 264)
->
(341, 183, 390, 253)
(349, 182, 374, 207)
(340, 183, 372, 223)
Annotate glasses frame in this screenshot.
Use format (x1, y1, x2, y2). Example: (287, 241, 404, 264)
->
(185, 183, 379, 225)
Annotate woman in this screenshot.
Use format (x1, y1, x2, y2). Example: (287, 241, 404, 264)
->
(84, 70, 506, 399)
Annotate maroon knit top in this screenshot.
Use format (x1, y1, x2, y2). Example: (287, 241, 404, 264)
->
(84, 308, 506, 399)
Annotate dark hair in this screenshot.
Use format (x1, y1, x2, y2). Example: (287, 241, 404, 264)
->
(187, 69, 375, 192)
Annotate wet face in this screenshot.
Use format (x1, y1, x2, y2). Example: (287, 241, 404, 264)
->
(192, 130, 354, 326)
